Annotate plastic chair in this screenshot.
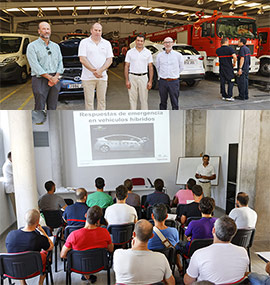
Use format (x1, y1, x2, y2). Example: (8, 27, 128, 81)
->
(0, 251, 53, 285)
(64, 199, 74, 206)
(107, 223, 135, 248)
(231, 228, 256, 271)
(131, 178, 145, 186)
(65, 248, 111, 285)
(181, 238, 213, 273)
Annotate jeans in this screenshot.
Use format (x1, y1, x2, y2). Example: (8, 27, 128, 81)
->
(248, 272, 270, 285)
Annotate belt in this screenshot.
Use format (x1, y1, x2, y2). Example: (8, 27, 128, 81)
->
(129, 72, 148, 76)
(161, 78, 178, 81)
(199, 181, 211, 183)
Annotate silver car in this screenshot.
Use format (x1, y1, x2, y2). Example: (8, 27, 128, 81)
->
(94, 134, 149, 153)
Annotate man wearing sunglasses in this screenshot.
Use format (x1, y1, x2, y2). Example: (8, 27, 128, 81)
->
(27, 21, 64, 110)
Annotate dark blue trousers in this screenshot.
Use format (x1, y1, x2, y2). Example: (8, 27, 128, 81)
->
(158, 79, 180, 110)
(220, 74, 234, 98)
(237, 70, 249, 99)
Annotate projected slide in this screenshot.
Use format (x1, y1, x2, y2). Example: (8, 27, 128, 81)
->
(73, 111, 170, 167)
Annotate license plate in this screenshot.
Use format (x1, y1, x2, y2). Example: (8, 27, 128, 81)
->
(184, 59, 195, 64)
(67, 83, 82, 89)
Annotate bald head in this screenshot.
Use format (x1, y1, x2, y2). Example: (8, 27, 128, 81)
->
(75, 188, 87, 201)
(24, 209, 40, 226)
(91, 22, 102, 40)
(134, 219, 153, 242)
(163, 37, 174, 53)
(164, 37, 174, 43)
(38, 21, 51, 39)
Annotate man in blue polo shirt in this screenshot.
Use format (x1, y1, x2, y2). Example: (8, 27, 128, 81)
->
(216, 38, 237, 101)
(63, 188, 89, 226)
(235, 38, 251, 100)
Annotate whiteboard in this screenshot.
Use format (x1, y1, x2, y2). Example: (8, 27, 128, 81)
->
(176, 157, 220, 185)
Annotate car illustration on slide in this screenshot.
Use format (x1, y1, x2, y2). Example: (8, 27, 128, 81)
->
(94, 134, 149, 152)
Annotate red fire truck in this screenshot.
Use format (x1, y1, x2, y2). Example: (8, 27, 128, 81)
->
(146, 11, 260, 74)
(257, 27, 270, 76)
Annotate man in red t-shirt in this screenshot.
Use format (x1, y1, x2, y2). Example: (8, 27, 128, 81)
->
(60, 205, 114, 281)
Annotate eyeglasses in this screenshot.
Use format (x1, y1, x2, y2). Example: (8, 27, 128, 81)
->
(164, 41, 173, 44)
(46, 46, 51, 55)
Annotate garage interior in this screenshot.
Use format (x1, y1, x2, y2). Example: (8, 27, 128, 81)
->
(0, 0, 270, 109)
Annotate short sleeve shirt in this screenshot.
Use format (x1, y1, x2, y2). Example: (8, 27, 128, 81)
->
(126, 192, 141, 207)
(175, 189, 194, 204)
(216, 46, 235, 79)
(6, 229, 50, 253)
(104, 203, 137, 225)
(145, 191, 170, 208)
(182, 202, 201, 219)
(229, 207, 257, 228)
(65, 227, 111, 251)
(125, 47, 153, 73)
(148, 227, 179, 250)
(238, 45, 251, 71)
(86, 191, 113, 209)
(196, 163, 215, 182)
(78, 36, 113, 81)
(38, 193, 66, 211)
(63, 202, 89, 226)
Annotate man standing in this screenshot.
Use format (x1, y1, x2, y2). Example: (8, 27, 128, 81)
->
(235, 38, 251, 100)
(229, 192, 257, 228)
(79, 22, 113, 110)
(2, 152, 16, 214)
(156, 37, 184, 110)
(26, 22, 63, 110)
(195, 155, 216, 197)
(113, 219, 175, 285)
(124, 35, 153, 110)
(216, 37, 237, 101)
(184, 216, 249, 284)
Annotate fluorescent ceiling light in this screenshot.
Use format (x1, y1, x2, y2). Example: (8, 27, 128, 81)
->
(22, 8, 39, 11)
(234, 0, 247, 4)
(166, 10, 177, 14)
(214, 0, 227, 2)
(178, 11, 189, 15)
(190, 13, 196, 16)
(139, 7, 151, 10)
(203, 15, 211, 18)
(263, 5, 270, 9)
(58, 7, 74, 10)
(107, 6, 121, 9)
(244, 2, 260, 7)
(6, 8, 20, 12)
(91, 6, 106, 10)
(122, 6, 135, 9)
(76, 7, 90, 10)
(40, 7, 57, 11)
(152, 8, 164, 12)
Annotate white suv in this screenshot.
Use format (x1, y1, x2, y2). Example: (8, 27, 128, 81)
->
(144, 41, 205, 88)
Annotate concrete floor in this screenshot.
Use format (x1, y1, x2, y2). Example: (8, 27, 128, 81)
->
(0, 63, 269, 110)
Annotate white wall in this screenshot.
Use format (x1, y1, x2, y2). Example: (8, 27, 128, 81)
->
(205, 110, 242, 209)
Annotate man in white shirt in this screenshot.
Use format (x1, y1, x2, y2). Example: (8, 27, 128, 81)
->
(2, 152, 16, 214)
(105, 185, 137, 225)
(195, 155, 216, 197)
(113, 219, 175, 285)
(79, 22, 113, 110)
(156, 37, 184, 110)
(184, 215, 249, 284)
(229, 192, 257, 228)
(124, 35, 153, 110)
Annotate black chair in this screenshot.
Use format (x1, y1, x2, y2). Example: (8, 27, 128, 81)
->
(41, 210, 65, 230)
(231, 228, 256, 271)
(152, 247, 176, 274)
(65, 248, 111, 285)
(176, 204, 186, 221)
(0, 251, 53, 285)
(181, 238, 213, 273)
(64, 199, 74, 206)
(64, 225, 84, 240)
(107, 223, 135, 248)
(134, 206, 142, 219)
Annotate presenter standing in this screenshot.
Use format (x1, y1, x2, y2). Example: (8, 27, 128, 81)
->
(195, 155, 216, 197)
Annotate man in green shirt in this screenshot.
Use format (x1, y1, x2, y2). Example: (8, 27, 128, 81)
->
(86, 177, 113, 208)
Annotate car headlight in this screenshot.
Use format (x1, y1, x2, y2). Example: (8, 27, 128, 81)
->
(2, 56, 19, 65)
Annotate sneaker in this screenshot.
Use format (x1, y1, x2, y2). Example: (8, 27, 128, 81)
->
(225, 97, 235, 102)
(222, 97, 227, 101)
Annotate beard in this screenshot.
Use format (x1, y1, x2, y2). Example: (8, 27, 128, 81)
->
(40, 33, 50, 39)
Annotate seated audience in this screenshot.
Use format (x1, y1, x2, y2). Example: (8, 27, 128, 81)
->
(173, 178, 196, 205)
(38, 180, 67, 211)
(60, 206, 114, 282)
(113, 219, 175, 285)
(144, 178, 170, 208)
(184, 215, 249, 284)
(63, 188, 89, 226)
(105, 185, 137, 225)
(148, 203, 183, 272)
(86, 177, 113, 208)
(180, 185, 203, 225)
(248, 262, 270, 285)
(6, 209, 54, 285)
(124, 179, 140, 207)
(179, 197, 216, 255)
(229, 192, 257, 228)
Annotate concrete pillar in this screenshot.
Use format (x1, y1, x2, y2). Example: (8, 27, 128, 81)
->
(48, 111, 63, 187)
(185, 110, 206, 156)
(8, 111, 38, 228)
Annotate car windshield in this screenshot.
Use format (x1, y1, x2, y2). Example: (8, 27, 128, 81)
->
(0, 36, 22, 54)
(216, 18, 256, 39)
(171, 46, 199, 55)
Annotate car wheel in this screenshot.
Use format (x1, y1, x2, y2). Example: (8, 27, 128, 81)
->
(185, 79, 199, 87)
(99, 145, 110, 153)
(17, 67, 28, 84)
(259, 59, 270, 77)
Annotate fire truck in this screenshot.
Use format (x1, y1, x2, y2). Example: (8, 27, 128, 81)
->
(257, 27, 270, 76)
(146, 11, 260, 74)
